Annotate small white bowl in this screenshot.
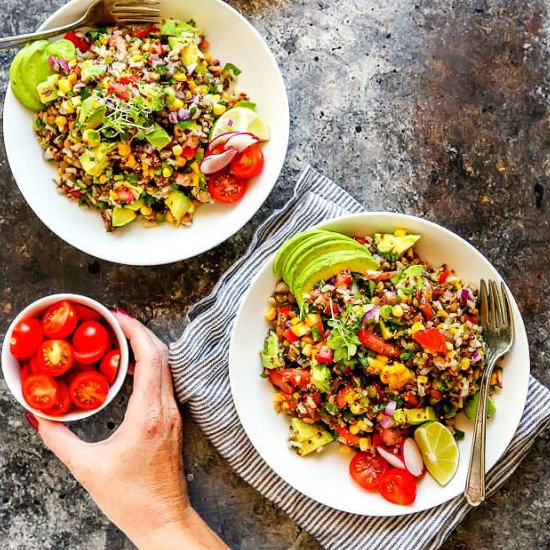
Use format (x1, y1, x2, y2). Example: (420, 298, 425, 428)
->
(1, 293, 129, 422)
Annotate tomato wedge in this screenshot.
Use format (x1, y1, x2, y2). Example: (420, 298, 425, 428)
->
(73, 321, 109, 364)
(268, 369, 311, 393)
(42, 382, 72, 417)
(230, 143, 264, 179)
(22, 375, 58, 410)
(349, 452, 389, 491)
(70, 371, 109, 411)
(42, 300, 78, 339)
(378, 469, 417, 505)
(36, 339, 75, 377)
(73, 304, 101, 322)
(413, 328, 447, 353)
(357, 329, 401, 358)
(10, 318, 43, 359)
(100, 349, 121, 385)
(208, 171, 247, 203)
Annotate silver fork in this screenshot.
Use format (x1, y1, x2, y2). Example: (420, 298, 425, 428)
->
(464, 279, 514, 506)
(0, 0, 161, 50)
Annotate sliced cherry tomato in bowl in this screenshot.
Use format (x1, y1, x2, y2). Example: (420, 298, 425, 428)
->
(10, 318, 43, 359)
(42, 300, 78, 339)
(268, 368, 311, 393)
(349, 452, 389, 491)
(22, 374, 58, 410)
(208, 171, 247, 203)
(72, 321, 109, 364)
(73, 304, 101, 322)
(378, 468, 417, 505)
(100, 349, 121, 385)
(230, 143, 264, 178)
(70, 371, 110, 411)
(42, 382, 72, 417)
(36, 339, 75, 377)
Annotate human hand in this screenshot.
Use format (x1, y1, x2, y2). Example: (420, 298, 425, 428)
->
(27, 311, 227, 550)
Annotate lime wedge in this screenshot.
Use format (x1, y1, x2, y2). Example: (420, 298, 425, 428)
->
(211, 107, 269, 141)
(414, 422, 459, 486)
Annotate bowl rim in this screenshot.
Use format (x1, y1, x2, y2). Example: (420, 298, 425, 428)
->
(1, 293, 129, 422)
(229, 211, 530, 516)
(2, 0, 290, 265)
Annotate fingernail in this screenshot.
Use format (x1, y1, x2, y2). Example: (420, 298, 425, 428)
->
(114, 308, 133, 318)
(24, 411, 38, 431)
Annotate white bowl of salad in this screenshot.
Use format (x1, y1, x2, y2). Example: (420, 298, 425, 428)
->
(3, 0, 289, 265)
(229, 212, 530, 516)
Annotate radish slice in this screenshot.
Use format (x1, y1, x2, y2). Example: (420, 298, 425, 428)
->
(224, 132, 259, 152)
(206, 131, 239, 153)
(199, 148, 239, 175)
(402, 438, 424, 477)
(377, 446, 406, 470)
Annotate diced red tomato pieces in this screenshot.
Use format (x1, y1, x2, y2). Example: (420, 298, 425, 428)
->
(268, 369, 311, 393)
(108, 82, 130, 101)
(439, 268, 451, 284)
(413, 328, 447, 353)
(379, 428, 405, 448)
(357, 330, 401, 358)
(419, 300, 435, 320)
(337, 426, 361, 448)
(283, 327, 298, 343)
(335, 271, 353, 288)
(64, 31, 90, 52)
(316, 345, 333, 364)
(132, 24, 158, 39)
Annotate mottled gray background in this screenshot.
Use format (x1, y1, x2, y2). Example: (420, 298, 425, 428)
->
(0, 0, 549, 548)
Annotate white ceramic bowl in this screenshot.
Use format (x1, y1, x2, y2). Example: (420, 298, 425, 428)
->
(1, 293, 129, 422)
(3, 0, 289, 265)
(229, 212, 530, 516)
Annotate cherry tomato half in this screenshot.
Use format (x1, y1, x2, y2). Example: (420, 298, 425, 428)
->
(22, 374, 58, 410)
(42, 300, 78, 339)
(73, 304, 101, 322)
(42, 382, 72, 417)
(72, 322, 109, 364)
(70, 371, 109, 411)
(100, 349, 121, 385)
(378, 469, 417, 505)
(36, 339, 75, 377)
(349, 452, 389, 491)
(208, 171, 247, 203)
(10, 318, 43, 359)
(230, 143, 264, 179)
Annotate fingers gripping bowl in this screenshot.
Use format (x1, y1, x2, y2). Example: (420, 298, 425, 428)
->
(2, 294, 129, 422)
(229, 213, 530, 516)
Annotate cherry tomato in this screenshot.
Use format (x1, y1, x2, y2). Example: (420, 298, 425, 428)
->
(42, 382, 72, 417)
(182, 147, 196, 160)
(70, 371, 109, 411)
(357, 330, 401, 358)
(73, 321, 109, 364)
(316, 345, 333, 364)
(230, 143, 264, 179)
(42, 300, 78, 339)
(22, 375, 58, 410)
(378, 469, 417, 505)
(10, 318, 43, 359)
(100, 349, 121, 385)
(28, 356, 44, 375)
(349, 452, 389, 491)
(334, 271, 353, 288)
(413, 328, 447, 353)
(208, 172, 247, 203)
(36, 340, 75, 377)
(268, 369, 311, 393)
(62, 362, 97, 386)
(73, 304, 101, 322)
(20, 364, 31, 383)
(64, 31, 90, 52)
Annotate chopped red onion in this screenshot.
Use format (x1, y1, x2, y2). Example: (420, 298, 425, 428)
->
(471, 349, 481, 362)
(227, 119, 233, 127)
(378, 415, 396, 429)
(460, 288, 475, 304)
(177, 108, 190, 121)
(57, 58, 70, 74)
(361, 304, 380, 325)
(48, 56, 58, 71)
(168, 112, 178, 124)
(175, 90, 186, 99)
(384, 400, 397, 416)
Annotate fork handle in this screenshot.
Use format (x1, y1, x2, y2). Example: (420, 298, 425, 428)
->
(0, 19, 86, 50)
(464, 355, 498, 506)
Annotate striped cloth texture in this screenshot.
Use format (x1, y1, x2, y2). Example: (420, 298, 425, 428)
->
(169, 166, 550, 550)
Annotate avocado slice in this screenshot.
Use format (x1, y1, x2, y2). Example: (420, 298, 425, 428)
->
(36, 74, 59, 104)
(80, 60, 106, 82)
(46, 38, 76, 60)
(161, 18, 199, 37)
(79, 143, 115, 177)
(464, 393, 496, 420)
(138, 83, 165, 111)
(145, 123, 171, 150)
(181, 40, 202, 69)
(311, 364, 331, 393)
(374, 233, 421, 257)
(260, 331, 284, 369)
(393, 407, 437, 425)
(126, 199, 144, 211)
(165, 190, 191, 225)
(273, 229, 327, 278)
(293, 250, 379, 305)
(78, 94, 106, 129)
(112, 206, 137, 228)
(289, 418, 334, 456)
(379, 320, 393, 340)
(391, 264, 425, 285)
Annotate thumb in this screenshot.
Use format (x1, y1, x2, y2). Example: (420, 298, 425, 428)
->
(37, 417, 91, 476)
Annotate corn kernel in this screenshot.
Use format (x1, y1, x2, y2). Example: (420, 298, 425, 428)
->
(118, 142, 131, 156)
(99, 174, 108, 184)
(213, 103, 226, 116)
(290, 322, 309, 337)
(263, 307, 277, 321)
(356, 420, 367, 431)
(132, 54, 142, 62)
(394, 228, 408, 236)
(125, 155, 137, 168)
(339, 445, 353, 454)
(58, 79, 71, 93)
(371, 296, 380, 305)
(140, 205, 153, 216)
(67, 73, 77, 84)
(376, 354, 389, 365)
(411, 322, 425, 334)
(55, 116, 67, 128)
(282, 401, 290, 410)
(305, 313, 320, 327)
(172, 144, 183, 156)
(174, 126, 185, 138)
(302, 344, 313, 357)
(162, 167, 172, 178)
(437, 310, 448, 318)
(392, 304, 404, 318)
(190, 162, 200, 174)
(273, 393, 283, 403)
(446, 342, 454, 350)
(460, 357, 471, 370)
(349, 425, 360, 435)
(417, 375, 428, 385)
(174, 72, 187, 81)
(166, 211, 175, 224)
(169, 98, 184, 111)
(205, 53, 212, 61)
(449, 327, 458, 335)
(190, 173, 199, 186)
(301, 336, 313, 344)
(176, 156, 187, 167)
(359, 437, 370, 452)
(290, 317, 300, 326)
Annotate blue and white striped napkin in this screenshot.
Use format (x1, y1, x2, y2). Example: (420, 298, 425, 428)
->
(169, 166, 550, 550)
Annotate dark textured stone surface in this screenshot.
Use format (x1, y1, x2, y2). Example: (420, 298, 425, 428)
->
(0, 0, 548, 548)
